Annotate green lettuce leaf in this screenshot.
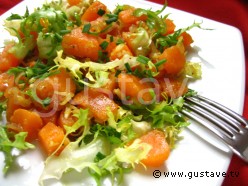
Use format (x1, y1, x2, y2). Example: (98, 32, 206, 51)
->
(39, 127, 151, 186)
(39, 137, 108, 186)
(39, 107, 151, 186)
(185, 62, 202, 79)
(0, 126, 35, 174)
(53, 51, 139, 88)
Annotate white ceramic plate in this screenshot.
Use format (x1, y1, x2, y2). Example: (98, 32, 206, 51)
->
(0, 0, 245, 186)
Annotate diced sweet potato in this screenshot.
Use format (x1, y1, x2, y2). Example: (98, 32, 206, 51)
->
(117, 73, 154, 104)
(9, 109, 43, 141)
(32, 68, 76, 111)
(118, 7, 147, 30)
(72, 88, 118, 124)
(139, 130, 170, 167)
(0, 44, 20, 72)
(38, 122, 69, 156)
(180, 32, 194, 48)
(81, 1, 107, 22)
(62, 28, 100, 61)
(110, 43, 133, 60)
(158, 45, 186, 75)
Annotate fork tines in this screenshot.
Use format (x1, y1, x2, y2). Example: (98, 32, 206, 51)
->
(180, 95, 248, 163)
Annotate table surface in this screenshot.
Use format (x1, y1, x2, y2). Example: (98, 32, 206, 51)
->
(0, 0, 248, 185)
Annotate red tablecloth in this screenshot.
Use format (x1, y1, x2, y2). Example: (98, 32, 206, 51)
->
(1, 0, 248, 185)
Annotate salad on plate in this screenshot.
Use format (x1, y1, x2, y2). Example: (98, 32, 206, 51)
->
(0, 0, 202, 185)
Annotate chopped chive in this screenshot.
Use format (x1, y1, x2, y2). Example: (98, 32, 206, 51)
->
(133, 68, 142, 78)
(54, 33, 62, 42)
(42, 97, 51, 107)
(74, 12, 82, 26)
(98, 51, 104, 63)
(137, 55, 150, 64)
(124, 63, 132, 73)
(97, 9, 106, 16)
(105, 14, 118, 24)
(115, 70, 121, 77)
(110, 35, 114, 42)
(146, 70, 153, 77)
(98, 50, 109, 63)
(100, 41, 109, 50)
(105, 17, 118, 24)
(82, 23, 91, 33)
(107, 14, 118, 18)
(155, 59, 166, 68)
(94, 152, 106, 162)
(116, 38, 124, 45)
(59, 30, 71, 35)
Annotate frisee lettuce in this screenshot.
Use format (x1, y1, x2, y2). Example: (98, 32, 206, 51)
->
(39, 109, 151, 186)
(185, 62, 202, 79)
(0, 126, 35, 174)
(148, 99, 189, 129)
(125, 27, 152, 56)
(53, 51, 139, 87)
(5, 4, 73, 60)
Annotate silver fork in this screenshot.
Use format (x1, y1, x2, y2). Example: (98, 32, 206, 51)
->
(180, 95, 248, 163)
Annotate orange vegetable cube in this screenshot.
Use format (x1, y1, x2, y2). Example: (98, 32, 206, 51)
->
(158, 45, 186, 75)
(180, 32, 194, 48)
(72, 88, 118, 124)
(0, 44, 20, 72)
(139, 130, 170, 167)
(10, 109, 43, 141)
(157, 77, 188, 99)
(89, 94, 118, 123)
(67, 0, 81, 6)
(164, 19, 176, 35)
(0, 72, 15, 100)
(118, 8, 147, 30)
(117, 73, 154, 104)
(81, 1, 107, 22)
(110, 43, 133, 60)
(62, 27, 100, 61)
(5, 87, 29, 121)
(33, 68, 76, 111)
(38, 122, 69, 156)
(41, 111, 59, 126)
